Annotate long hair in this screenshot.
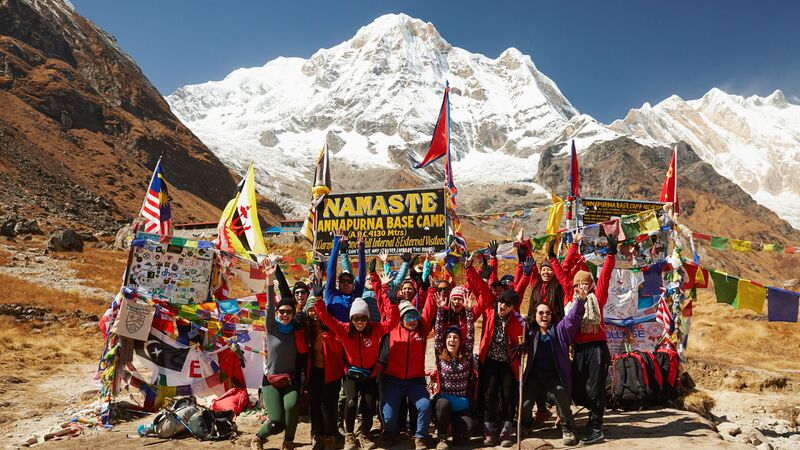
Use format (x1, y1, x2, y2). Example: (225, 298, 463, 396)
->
(439, 331, 464, 363)
(528, 277, 565, 323)
(348, 321, 372, 337)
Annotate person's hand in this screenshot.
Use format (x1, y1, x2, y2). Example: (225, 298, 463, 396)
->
(522, 256, 535, 276)
(464, 292, 476, 310)
(435, 291, 448, 308)
(576, 285, 589, 301)
(262, 260, 276, 277)
(401, 252, 412, 263)
(607, 234, 618, 256)
(487, 240, 499, 257)
(378, 251, 389, 263)
(464, 252, 476, 269)
(517, 244, 527, 263)
(516, 227, 525, 243)
(547, 238, 557, 260)
(424, 251, 433, 262)
(311, 280, 324, 297)
(369, 258, 377, 274)
(480, 257, 493, 279)
(379, 272, 392, 286)
(573, 229, 584, 244)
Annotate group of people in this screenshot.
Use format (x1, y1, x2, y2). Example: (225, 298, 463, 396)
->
(252, 228, 618, 450)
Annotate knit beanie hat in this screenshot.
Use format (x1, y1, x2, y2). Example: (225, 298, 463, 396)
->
(449, 286, 468, 300)
(277, 298, 297, 311)
(349, 298, 370, 319)
(572, 270, 594, 288)
(497, 289, 518, 306)
(445, 325, 461, 339)
(399, 300, 418, 318)
(302, 296, 317, 313)
(540, 260, 553, 269)
(292, 281, 310, 294)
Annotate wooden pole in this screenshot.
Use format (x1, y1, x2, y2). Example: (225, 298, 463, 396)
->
(516, 322, 528, 450)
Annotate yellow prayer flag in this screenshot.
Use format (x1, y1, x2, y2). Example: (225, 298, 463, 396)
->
(546, 192, 564, 237)
(730, 239, 752, 252)
(762, 243, 775, 252)
(637, 210, 660, 234)
(735, 279, 766, 313)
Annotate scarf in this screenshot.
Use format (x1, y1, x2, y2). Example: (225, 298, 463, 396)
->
(565, 292, 602, 335)
(275, 317, 295, 334)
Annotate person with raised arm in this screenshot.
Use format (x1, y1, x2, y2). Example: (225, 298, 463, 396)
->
(325, 230, 366, 322)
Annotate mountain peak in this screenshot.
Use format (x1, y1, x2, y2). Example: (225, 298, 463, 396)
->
(352, 13, 445, 45)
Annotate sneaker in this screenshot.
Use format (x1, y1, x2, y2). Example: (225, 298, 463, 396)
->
(499, 431, 513, 447)
(562, 430, 577, 446)
(579, 429, 604, 445)
(358, 432, 377, 450)
(343, 432, 358, 450)
(533, 409, 553, 428)
(250, 437, 265, 450)
(436, 436, 450, 450)
(483, 432, 498, 446)
(415, 437, 428, 450)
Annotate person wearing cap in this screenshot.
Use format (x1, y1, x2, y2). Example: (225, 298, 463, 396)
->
(315, 270, 399, 450)
(381, 281, 438, 450)
(560, 231, 617, 445)
(252, 263, 308, 450)
(481, 238, 535, 309)
(325, 230, 367, 322)
(432, 290, 476, 449)
(465, 255, 526, 448)
(303, 295, 344, 450)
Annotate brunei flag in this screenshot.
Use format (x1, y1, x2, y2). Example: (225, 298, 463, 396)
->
(659, 146, 680, 213)
(216, 164, 267, 262)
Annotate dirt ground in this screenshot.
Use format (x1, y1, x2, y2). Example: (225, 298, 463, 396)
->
(0, 237, 798, 449)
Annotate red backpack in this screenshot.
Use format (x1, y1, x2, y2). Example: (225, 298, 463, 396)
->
(209, 387, 250, 417)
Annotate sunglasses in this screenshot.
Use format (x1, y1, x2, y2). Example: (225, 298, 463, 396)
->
(339, 278, 354, 284)
(437, 287, 451, 293)
(277, 309, 295, 315)
(537, 311, 552, 316)
(294, 290, 309, 296)
(351, 315, 368, 323)
(403, 314, 419, 322)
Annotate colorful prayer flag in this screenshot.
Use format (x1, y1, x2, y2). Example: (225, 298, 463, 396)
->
(735, 279, 766, 313)
(140, 157, 173, 236)
(767, 287, 799, 322)
(709, 269, 739, 305)
(546, 192, 564, 237)
(710, 236, 729, 250)
(730, 239, 752, 252)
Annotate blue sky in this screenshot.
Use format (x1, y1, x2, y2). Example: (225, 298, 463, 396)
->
(72, 0, 800, 123)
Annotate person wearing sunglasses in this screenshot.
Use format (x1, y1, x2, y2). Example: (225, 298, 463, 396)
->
(315, 270, 399, 450)
(381, 279, 438, 450)
(325, 230, 367, 322)
(253, 263, 308, 450)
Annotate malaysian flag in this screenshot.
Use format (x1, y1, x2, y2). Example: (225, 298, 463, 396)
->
(140, 158, 173, 235)
(656, 293, 675, 351)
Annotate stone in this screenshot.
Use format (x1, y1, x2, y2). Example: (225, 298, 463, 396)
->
(717, 422, 741, 437)
(47, 229, 83, 252)
(755, 443, 772, 450)
(789, 434, 800, 441)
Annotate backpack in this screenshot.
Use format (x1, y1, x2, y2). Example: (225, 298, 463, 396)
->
(609, 352, 649, 411)
(185, 408, 238, 441)
(634, 351, 664, 406)
(152, 396, 200, 439)
(210, 387, 250, 417)
(654, 348, 681, 402)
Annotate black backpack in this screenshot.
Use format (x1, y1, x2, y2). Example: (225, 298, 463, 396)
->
(185, 408, 238, 441)
(609, 352, 649, 411)
(654, 348, 681, 404)
(634, 350, 663, 406)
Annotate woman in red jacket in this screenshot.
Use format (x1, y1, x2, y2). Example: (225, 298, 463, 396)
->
(304, 294, 344, 450)
(315, 271, 399, 450)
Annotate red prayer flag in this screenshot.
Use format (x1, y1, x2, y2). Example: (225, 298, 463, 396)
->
(692, 232, 711, 241)
(569, 140, 580, 198)
(659, 147, 680, 213)
(415, 86, 449, 168)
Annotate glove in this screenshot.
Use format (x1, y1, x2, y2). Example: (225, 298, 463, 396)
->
(522, 256, 535, 276)
(480, 256, 493, 279)
(607, 235, 619, 256)
(547, 238, 557, 260)
(516, 244, 527, 263)
(339, 238, 350, 252)
(369, 258, 377, 274)
(311, 281, 324, 298)
(487, 240, 499, 257)
(401, 252, 412, 263)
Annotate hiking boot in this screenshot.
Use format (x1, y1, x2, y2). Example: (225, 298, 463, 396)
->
(250, 437, 265, 450)
(483, 432, 498, 446)
(415, 437, 428, 450)
(499, 431, 513, 447)
(344, 432, 358, 450)
(533, 409, 552, 428)
(358, 431, 377, 450)
(311, 434, 324, 450)
(323, 436, 337, 450)
(561, 430, 577, 446)
(579, 429, 604, 445)
(281, 441, 295, 450)
(436, 435, 450, 450)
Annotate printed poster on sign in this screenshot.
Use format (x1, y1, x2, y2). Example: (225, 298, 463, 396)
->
(605, 321, 663, 357)
(314, 188, 448, 256)
(116, 298, 156, 341)
(125, 234, 214, 304)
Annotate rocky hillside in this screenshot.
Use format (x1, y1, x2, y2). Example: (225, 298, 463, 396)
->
(0, 0, 282, 236)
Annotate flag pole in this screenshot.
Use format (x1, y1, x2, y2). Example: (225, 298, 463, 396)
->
(673, 145, 679, 224)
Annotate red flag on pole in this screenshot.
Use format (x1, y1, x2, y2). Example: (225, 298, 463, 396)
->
(659, 146, 680, 213)
(415, 86, 449, 168)
(569, 140, 580, 198)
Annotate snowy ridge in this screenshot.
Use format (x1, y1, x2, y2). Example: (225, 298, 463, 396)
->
(611, 88, 800, 228)
(167, 13, 618, 213)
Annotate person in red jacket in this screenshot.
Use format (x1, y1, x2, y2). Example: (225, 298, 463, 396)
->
(560, 232, 617, 445)
(303, 295, 344, 450)
(315, 271, 399, 450)
(465, 255, 526, 448)
(381, 284, 437, 450)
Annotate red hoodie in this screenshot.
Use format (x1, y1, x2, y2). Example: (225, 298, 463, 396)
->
(466, 267, 526, 381)
(384, 287, 437, 380)
(304, 327, 345, 384)
(314, 272, 399, 378)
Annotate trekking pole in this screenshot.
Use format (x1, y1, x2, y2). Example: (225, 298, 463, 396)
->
(516, 322, 527, 450)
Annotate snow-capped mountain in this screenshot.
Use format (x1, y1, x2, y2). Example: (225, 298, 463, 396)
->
(166, 14, 617, 213)
(610, 88, 800, 228)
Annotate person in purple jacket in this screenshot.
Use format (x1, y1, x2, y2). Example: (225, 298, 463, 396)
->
(520, 285, 589, 446)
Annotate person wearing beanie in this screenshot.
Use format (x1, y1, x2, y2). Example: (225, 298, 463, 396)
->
(439, 285, 470, 340)
(480, 236, 534, 309)
(302, 291, 343, 450)
(556, 230, 617, 445)
(381, 280, 438, 450)
(292, 281, 310, 310)
(325, 230, 367, 322)
(253, 263, 308, 450)
(315, 270, 398, 450)
(464, 254, 525, 448)
(432, 290, 476, 449)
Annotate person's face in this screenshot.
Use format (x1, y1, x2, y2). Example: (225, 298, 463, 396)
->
(491, 284, 504, 297)
(400, 283, 416, 300)
(365, 279, 373, 291)
(437, 283, 451, 301)
(338, 276, 354, 294)
(307, 306, 318, 321)
(446, 332, 461, 355)
(535, 304, 552, 330)
(575, 280, 593, 294)
(402, 312, 419, 331)
(540, 266, 554, 281)
(351, 314, 368, 331)
(294, 289, 309, 307)
(497, 301, 515, 319)
(276, 306, 295, 325)
(450, 295, 464, 312)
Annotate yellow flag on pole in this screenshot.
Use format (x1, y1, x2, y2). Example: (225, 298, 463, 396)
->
(216, 164, 267, 262)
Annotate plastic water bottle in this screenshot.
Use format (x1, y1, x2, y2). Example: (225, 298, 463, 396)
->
(137, 424, 153, 437)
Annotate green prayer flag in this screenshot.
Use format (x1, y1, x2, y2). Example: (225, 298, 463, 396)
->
(586, 262, 598, 280)
(532, 235, 549, 250)
(709, 270, 738, 305)
(710, 236, 729, 250)
(620, 214, 641, 240)
(774, 244, 785, 253)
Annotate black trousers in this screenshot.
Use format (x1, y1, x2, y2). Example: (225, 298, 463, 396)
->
(434, 396, 473, 441)
(482, 357, 516, 426)
(522, 374, 574, 433)
(571, 341, 611, 431)
(309, 367, 341, 437)
(343, 376, 378, 434)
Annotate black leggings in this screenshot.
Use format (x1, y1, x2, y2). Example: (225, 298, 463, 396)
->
(572, 341, 611, 431)
(434, 396, 473, 440)
(343, 376, 378, 434)
(309, 367, 341, 437)
(482, 358, 516, 425)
